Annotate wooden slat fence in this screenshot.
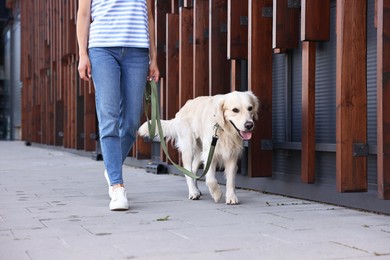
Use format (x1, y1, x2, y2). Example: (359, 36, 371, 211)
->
(14, 0, 390, 200)
(20, 0, 96, 151)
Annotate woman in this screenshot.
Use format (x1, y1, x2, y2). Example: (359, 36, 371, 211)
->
(77, 0, 159, 210)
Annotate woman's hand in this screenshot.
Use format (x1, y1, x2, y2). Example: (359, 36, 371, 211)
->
(148, 59, 160, 82)
(78, 53, 92, 81)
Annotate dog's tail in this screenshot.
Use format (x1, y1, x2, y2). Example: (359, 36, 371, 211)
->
(138, 119, 178, 141)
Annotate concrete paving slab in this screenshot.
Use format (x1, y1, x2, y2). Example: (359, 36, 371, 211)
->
(0, 141, 389, 260)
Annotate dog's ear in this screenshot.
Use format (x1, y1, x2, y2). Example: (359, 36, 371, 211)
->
(249, 91, 260, 120)
(214, 97, 226, 128)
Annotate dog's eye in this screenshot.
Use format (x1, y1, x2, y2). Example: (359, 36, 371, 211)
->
(248, 106, 253, 112)
(232, 108, 239, 113)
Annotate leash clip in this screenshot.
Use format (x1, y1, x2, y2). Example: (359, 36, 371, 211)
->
(213, 123, 220, 138)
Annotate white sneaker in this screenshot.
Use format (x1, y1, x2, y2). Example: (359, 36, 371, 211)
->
(109, 187, 129, 211)
(104, 170, 113, 199)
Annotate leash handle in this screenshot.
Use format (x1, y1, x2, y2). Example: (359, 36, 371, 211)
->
(144, 80, 218, 180)
(144, 81, 157, 139)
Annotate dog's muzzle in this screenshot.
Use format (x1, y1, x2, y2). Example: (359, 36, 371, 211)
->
(229, 120, 254, 140)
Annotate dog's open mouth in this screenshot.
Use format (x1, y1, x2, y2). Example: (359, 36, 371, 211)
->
(239, 131, 252, 140)
(229, 120, 253, 140)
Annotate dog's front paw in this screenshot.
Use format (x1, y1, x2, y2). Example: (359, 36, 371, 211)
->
(210, 189, 223, 203)
(226, 194, 239, 205)
(207, 181, 223, 202)
(188, 190, 201, 200)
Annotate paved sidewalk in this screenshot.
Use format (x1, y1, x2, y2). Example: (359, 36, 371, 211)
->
(0, 141, 389, 260)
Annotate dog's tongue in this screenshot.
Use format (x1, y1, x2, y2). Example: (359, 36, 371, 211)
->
(240, 131, 252, 140)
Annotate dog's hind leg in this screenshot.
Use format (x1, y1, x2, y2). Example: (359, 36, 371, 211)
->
(181, 148, 202, 200)
(224, 159, 239, 205)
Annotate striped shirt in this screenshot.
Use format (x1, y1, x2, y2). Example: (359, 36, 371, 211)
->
(89, 0, 149, 48)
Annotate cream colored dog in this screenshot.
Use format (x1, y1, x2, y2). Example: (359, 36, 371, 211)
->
(138, 91, 259, 204)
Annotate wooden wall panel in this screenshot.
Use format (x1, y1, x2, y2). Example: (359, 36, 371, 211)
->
(82, 83, 96, 151)
(300, 1, 329, 184)
(171, 0, 179, 13)
(227, 0, 248, 60)
(272, 0, 300, 50)
(301, 0, 330, 41)
(166, 14, 180, 163)
(210, 0, 230, 95)
(156, 0, 171, 78)
(55, 100, 64, 146)
(179, 7, 194, 107)
(135, 113, 151, 160)
(301, 41, 316, 183)
(193, 0, 210, 97)
(336, 0, 367, 192)
(377, 0, 390, 199)
(248, 0, 273, 177)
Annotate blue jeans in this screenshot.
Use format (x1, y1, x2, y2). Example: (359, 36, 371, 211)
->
(89, 47, 149, 185)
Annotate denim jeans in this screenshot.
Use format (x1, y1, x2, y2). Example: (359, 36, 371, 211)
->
(89, 47, 149, 185)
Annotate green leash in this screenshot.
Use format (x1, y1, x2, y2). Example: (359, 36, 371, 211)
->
(144, 80, 218, 180)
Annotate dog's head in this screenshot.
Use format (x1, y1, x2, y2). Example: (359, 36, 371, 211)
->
(214, 91, 260, 140)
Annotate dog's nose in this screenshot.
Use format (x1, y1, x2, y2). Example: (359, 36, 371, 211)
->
(245, 121, 254, 131)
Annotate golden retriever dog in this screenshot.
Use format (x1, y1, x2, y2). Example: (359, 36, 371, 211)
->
(138, 91, 259, 204)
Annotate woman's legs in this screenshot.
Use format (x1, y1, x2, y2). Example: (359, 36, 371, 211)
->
(89, 47, 149, 187)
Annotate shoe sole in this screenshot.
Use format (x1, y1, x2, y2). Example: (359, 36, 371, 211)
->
(110, 206, 129, 211)
(110, 202, 129, 211)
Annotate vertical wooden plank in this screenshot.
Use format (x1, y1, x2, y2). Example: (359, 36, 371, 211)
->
(301, 41, 316, 183)
(248, 0, 273, 177)
(230, 60, 238, 91)
(184, 0, 193, 7)
(227, 1, 245, 94)
(158, 78, 169, 161)
(159, 78, 166, 122)
(135, 136, 151, 159)
(377, 0, 390, 199)
(209, 0, 230, 95)
(63, 58, 68, 148)
(272, 0, 300, 49)
(63, 58, 69, 148)
(67, 9, 77, 55)
(72, 56, 77, 149)
(227, 0, 248, 60)
(375, 0, 378, 29)
(35, 0, 41, 143)
(171, 0, 179, 13)
(55, 99, 64, 146)
(179, 7, 194, 107)
(336, 0, 367, 192)
(193, 0, 210, 97)
(301, 0, 330, 41)
(166, 13, 180, 163)
(156, 0, 171, 78)
(54, 0, 63, 146)
(21, 0, 27, 145)
(135, 96, 151, 159)
(75, 58, 84, 150)
(83, 81, 96, 152)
